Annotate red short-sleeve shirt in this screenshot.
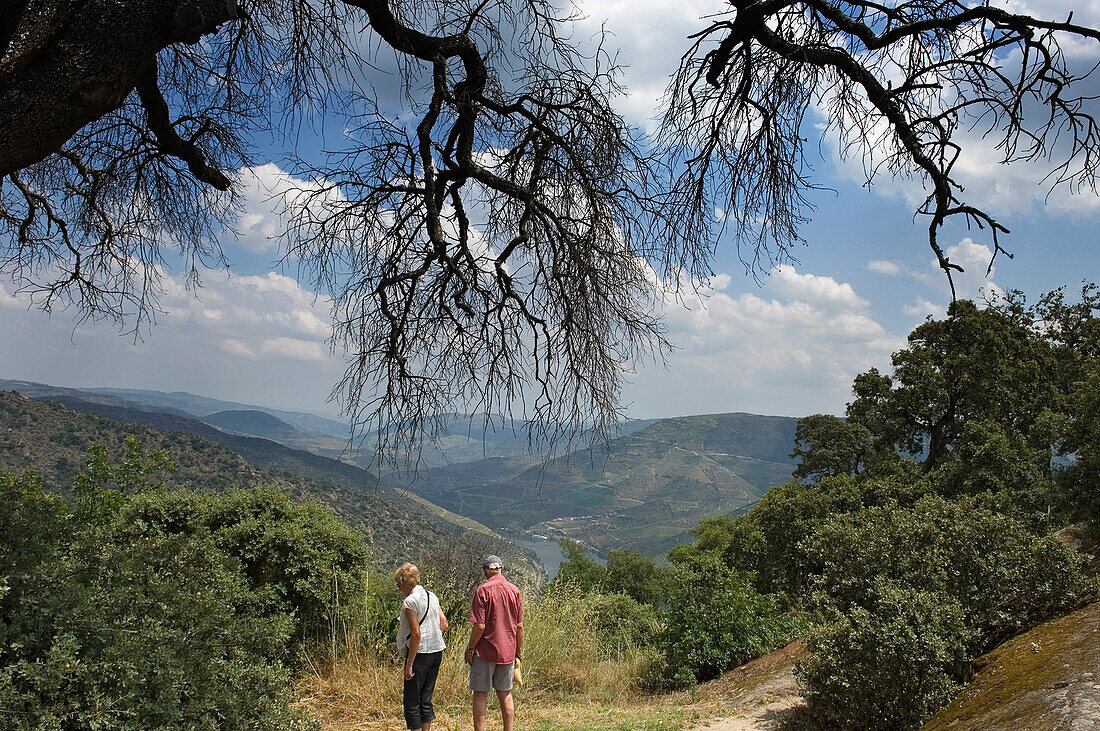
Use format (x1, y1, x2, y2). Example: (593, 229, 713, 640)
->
(468, 573, 524, 664)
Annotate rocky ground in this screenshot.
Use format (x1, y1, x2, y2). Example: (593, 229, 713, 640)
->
(687, 601, 1100, 731)
(924, 601, 1100, 730)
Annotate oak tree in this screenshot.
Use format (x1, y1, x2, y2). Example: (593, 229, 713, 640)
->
(3, 0, 1099, 456)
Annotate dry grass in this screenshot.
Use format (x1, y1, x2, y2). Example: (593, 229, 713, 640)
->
(295, 589, 688, 731)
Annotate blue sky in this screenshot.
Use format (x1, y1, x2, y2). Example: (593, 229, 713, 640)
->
(1, 0, 1098, 423)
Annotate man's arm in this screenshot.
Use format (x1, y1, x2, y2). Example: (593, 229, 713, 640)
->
(404, 607, 420, 680)
(466, 622, 485, 665)
(515, 622, 523, 662)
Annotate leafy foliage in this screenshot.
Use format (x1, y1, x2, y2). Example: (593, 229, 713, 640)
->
(604, 548, 666, 607)
(551, 539, 607, 595)
(0, 442, 384, 729)
(653, 553, 798, 688)
(805, 496, 1088, 654)
(798, 582, 972, 730)
(668, 286, 1099, 727)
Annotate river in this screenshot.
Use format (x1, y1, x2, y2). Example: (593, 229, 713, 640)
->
(510, 534, 604, 581)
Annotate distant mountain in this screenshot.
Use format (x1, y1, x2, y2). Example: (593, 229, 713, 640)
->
(85, 387, 352, 438)
(203, 410, 313, 441)
(401, 412, 799, 556)
(1, 378, 801, 559)
(0, 379, 194, 417)
(0, 391, 527, 572)
(353, 414, 661, 470)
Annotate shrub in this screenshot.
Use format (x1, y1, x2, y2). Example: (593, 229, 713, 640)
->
(117, 483, 370, 650)
(550, 539, 606, 594)
(0, 478, 317, 730)
(804, 495, 1088, 651)
(0, 442, 378, 730)
(653, 553, 797, 687)
(584, 592, 660, 657)
(797, 494, 1089, 729)
(798, 582, 972, 730)
(604, 548, 666, 606)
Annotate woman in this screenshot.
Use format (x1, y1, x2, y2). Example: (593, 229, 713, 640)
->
(395, 563, 449, 731)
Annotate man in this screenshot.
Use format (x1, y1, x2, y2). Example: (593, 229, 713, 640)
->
(466, 555, 524, 731)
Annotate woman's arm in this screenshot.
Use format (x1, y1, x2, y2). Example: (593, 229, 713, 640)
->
(438, 606, 449, 632)
(404, 606, 420, 681)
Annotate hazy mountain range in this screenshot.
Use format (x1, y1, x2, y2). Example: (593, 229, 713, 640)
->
(1, 378, 802, 557)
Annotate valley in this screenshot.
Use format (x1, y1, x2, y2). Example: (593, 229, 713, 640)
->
(0, 379, 800, 559)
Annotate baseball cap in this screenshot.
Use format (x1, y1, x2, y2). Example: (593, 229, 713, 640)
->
(481, 555, 503, 570)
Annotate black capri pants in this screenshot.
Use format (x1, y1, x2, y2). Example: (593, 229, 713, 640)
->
(403, 650, 443, 729)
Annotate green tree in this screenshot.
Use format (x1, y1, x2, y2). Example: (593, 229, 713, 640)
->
(657, 553, 794, 686)
(119, 484, 370, 646)
(791, 414, 873, 482)
(604, 547, 665, 607)
(1059, 362, 1100, 527)
(551, 539, 606, 595)
(848, 300, 1057, 472)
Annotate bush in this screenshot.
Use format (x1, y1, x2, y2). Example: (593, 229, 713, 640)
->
(804, 495, 1088, 652)
(550, 539, 606, 594)
(0, 443, 377, 730)
(584, 592, 660, 657)
(0, 476, 317, 730)
(652, 553, 797, 688)
(796, 494, 1090, 729)
(604, 548, 666, 606)
(798, 582, 972, 730)
(117, 483, 370, 650)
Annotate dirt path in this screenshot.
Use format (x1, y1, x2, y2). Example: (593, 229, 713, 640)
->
(686, 641, 808, 731)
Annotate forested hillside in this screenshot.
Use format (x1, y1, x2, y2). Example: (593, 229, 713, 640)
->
(398, 412, 798, 555)
(0, 391, 524, 570)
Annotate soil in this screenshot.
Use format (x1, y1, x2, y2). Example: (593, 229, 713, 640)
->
(686, 641, 811, 731)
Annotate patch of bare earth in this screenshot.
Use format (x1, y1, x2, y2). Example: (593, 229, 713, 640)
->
(687, 641, 812, 731)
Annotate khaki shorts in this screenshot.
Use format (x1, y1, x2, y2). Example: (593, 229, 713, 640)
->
(469, 656, 514, 692)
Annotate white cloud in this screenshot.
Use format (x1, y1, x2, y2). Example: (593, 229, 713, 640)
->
(769, 264, 869, 309)
(575, 0, 718, 130)
(234, 164, 349, 256)
(221, 338, 256, 357)
(902, 298, 943, 320)
(868, 260, 901, 275)
(625, 265, 899, 417)
(0, 267, 346, 415)
(0, 283, 26, 309)
(937, 238, 1006, 303)
(260, 337, 328, 362)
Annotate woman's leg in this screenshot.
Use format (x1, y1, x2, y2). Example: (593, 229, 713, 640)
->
(403, 669, 424, 730)
(415, 651, 443, 728)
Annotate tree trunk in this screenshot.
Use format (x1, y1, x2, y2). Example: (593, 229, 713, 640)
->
(0, 0, 236, 178)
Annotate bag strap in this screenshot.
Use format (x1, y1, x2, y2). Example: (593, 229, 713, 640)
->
(404, 591, 432, 644)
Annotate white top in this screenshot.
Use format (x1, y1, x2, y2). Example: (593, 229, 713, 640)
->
(397, 585, 446, 654)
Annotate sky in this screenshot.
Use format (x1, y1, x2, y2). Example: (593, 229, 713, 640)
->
(1, 0, 1098, 425)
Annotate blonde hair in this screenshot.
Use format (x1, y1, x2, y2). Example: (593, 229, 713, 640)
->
(394, 562, 420, 589)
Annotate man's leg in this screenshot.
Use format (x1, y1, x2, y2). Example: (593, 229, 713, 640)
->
(472, 690, 489, 731)
(496, 689, 514, 731)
